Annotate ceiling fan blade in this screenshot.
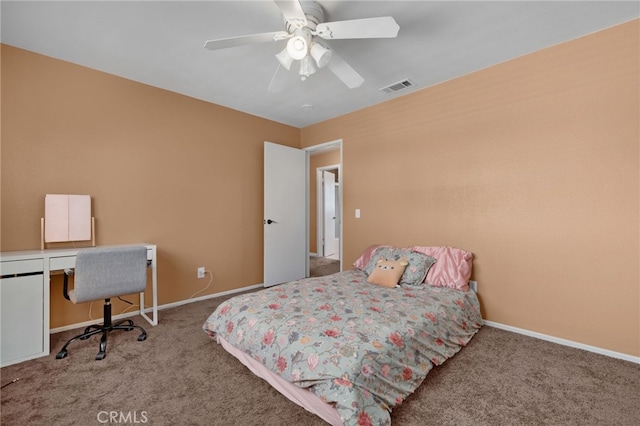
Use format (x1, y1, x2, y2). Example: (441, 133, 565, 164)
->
(204, 31, 289, 51)
(268, 64, 288, 93)
(316, 16, 399, 39)
(326, 50, 364, 89)
(274, 0, 308, 28)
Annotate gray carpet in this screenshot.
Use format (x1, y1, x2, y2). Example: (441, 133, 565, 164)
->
(1, 291, 639, 426)
(309, 256, 340, 277)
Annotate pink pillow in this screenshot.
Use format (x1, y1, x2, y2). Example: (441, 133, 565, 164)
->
(410, 246, 473, 291)
(352, 244, 391, 270)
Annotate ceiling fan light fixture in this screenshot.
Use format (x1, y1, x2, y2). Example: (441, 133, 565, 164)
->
(310, 43, 332, 68)
(276, 47, 294, 70)
(203, 2, 401, 91)
(299, 55, 317, 80)
(287, 35, 308, 60)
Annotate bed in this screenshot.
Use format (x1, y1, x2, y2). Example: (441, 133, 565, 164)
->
(203, 245, 483, 426)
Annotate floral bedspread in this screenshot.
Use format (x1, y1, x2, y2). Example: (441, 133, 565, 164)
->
(203, 269, 482, 426)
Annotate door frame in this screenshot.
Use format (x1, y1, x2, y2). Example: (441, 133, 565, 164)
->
(304, 139, 343, 272)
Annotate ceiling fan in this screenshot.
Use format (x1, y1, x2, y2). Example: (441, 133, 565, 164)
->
(203, 0, 399, 92)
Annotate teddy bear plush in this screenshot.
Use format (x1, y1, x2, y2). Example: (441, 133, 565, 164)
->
(367, 256, 408, 288)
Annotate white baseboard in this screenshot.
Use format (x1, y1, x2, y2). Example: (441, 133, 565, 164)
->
(50, 283, 264, 334)
(483, 320, 640, 364)
(149, 283, 263, 312)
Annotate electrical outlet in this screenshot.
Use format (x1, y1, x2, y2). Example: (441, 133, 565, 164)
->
(197, 267, 206, 279)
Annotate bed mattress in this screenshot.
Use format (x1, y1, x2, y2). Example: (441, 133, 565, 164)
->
(203, 269, 482, 425)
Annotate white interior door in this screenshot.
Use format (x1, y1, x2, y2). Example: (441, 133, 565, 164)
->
(264, 142, 307, 287)
(322, 170, 337, 258)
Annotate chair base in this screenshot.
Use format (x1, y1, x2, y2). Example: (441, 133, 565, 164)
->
(56, 299, 146, 360)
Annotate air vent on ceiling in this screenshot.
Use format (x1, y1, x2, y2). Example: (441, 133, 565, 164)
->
(379, 79, 415, 94)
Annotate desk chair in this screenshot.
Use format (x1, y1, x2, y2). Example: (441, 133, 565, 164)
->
(56, 246, 148, 360)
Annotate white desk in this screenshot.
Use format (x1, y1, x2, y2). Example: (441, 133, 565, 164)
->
(0, 243, 157, 367)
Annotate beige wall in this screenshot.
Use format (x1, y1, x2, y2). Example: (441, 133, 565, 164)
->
(301, 20, 639, 357)
(309, 149, 340, 253)
(1, 45, 299, 328)
(2, 20, 638, 357)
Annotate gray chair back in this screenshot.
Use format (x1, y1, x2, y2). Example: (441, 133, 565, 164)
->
(69, 246, 148, 303)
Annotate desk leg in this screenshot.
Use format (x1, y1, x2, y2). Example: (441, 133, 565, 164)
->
(44, 262, 51, 355)
(140, 248, 158, 326)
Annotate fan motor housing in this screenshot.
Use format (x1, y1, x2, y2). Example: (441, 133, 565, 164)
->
(283, 1, 324, 32)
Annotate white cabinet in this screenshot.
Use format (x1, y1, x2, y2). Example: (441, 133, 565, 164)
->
(0, 259, 46, 367)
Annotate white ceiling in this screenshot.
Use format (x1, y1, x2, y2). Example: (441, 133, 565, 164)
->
(1, 1, 638, 128)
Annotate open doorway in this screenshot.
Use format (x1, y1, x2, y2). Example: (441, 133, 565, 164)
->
(317, 167, 340, 260)
(305, 141, 342, 277)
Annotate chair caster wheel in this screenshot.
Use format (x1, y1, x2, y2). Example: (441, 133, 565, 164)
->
(56, 350, 68, 359)
(95, 352, 106, 360)
(138, 333, 147, 342)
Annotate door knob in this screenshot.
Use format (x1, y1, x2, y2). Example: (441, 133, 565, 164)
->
(264, 219, 277, 224)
